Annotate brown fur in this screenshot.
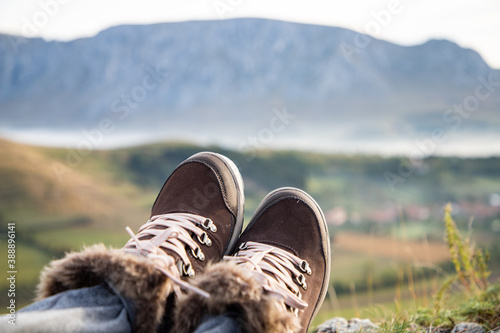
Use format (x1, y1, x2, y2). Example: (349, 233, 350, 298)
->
(173, 261, 301, 333)
(36, 244, 172, 333)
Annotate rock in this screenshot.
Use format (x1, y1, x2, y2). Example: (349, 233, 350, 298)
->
(347, 318, 379, 333)
(422, 328, 452, 333)
(315, 318, 492, 333)
(316, 317, 348, 333)
(451, 322, 484, 333)
(316, 317, 378, 333)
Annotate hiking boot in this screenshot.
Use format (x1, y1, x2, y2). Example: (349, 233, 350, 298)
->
(130, 151, 245, 331)
(146, 151, 245, 275)
(36, 152, 244, 333)
(173, 187, 330, 333)
(235, 187, 330, 332)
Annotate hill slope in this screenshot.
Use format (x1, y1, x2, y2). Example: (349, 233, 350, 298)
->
(0, 139, 150, 228)
(1, 139, 500, 311)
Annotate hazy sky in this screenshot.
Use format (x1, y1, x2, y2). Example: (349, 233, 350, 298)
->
(1, 0, 499, 68)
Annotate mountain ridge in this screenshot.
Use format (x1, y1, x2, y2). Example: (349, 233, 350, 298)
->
(0, 18, 499, 154)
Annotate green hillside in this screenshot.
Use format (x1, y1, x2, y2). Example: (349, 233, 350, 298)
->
(1, 138, 499, 316)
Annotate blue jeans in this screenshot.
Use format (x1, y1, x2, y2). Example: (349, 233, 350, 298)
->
(0, 283, 240, 333)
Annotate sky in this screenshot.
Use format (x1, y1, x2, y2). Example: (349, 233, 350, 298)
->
(0, 0, 499, 68)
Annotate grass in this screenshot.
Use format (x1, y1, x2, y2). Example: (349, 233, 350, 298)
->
(389, 223, 443, 241)
(334, 232, 451, 263)
(313, 273, 455, 326)
(324, 204, 500, 333)
(0, 242, 52, 287)
(311, 204, 500, 332)
(411, 204, 500, 330)
(31, 227, 131, 254)
(330, 248, 394, 282)
(0, 242, 53, 308)
(0, 227, 135, 309)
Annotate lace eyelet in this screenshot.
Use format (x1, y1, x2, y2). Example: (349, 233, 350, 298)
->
(296, 273, 307, 290)
(191, 247, 205, 261)
(182, 262, 195, 278)
(201, 218, 217, 232)
(197, 232, 212, 246)
(300, 260, 312, 275)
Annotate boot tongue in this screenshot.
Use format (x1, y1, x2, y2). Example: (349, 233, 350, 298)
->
(123, 223, 210, 298)
(230, 241, 309, 311)
(127, 226, 205, 279)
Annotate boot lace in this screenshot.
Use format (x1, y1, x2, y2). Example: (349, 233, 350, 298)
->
(123, 213, 216, 298)
(225, 241, 310, 314)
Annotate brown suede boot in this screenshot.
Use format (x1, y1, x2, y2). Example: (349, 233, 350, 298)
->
(148, 151, 245, 274)
(173, 187, 330, 333)
(37, 152, 244, 333)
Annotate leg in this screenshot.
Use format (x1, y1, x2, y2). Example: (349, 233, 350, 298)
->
(1, 283, 133, 333)
(193, 314, 241, 333)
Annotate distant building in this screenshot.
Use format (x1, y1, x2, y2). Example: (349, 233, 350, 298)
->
(325, 207, 348, 226)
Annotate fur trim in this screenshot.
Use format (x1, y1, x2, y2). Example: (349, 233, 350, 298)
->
(37, 244, 172, 333)
(173, 261, 301, 333)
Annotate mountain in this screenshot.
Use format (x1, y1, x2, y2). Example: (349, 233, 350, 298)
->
(0, 18, 499, 154)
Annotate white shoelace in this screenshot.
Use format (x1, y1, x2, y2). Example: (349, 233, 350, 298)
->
(123, 213, 214, 298)
(225, 241, 310, 313)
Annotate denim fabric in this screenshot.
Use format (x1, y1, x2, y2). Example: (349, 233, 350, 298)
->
(0, 283, 133, 333)
(194, 314, 241, 333)
(0, 284, 242, 333)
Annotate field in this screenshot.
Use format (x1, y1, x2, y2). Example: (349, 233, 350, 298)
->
(1, 138, 499, 329)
